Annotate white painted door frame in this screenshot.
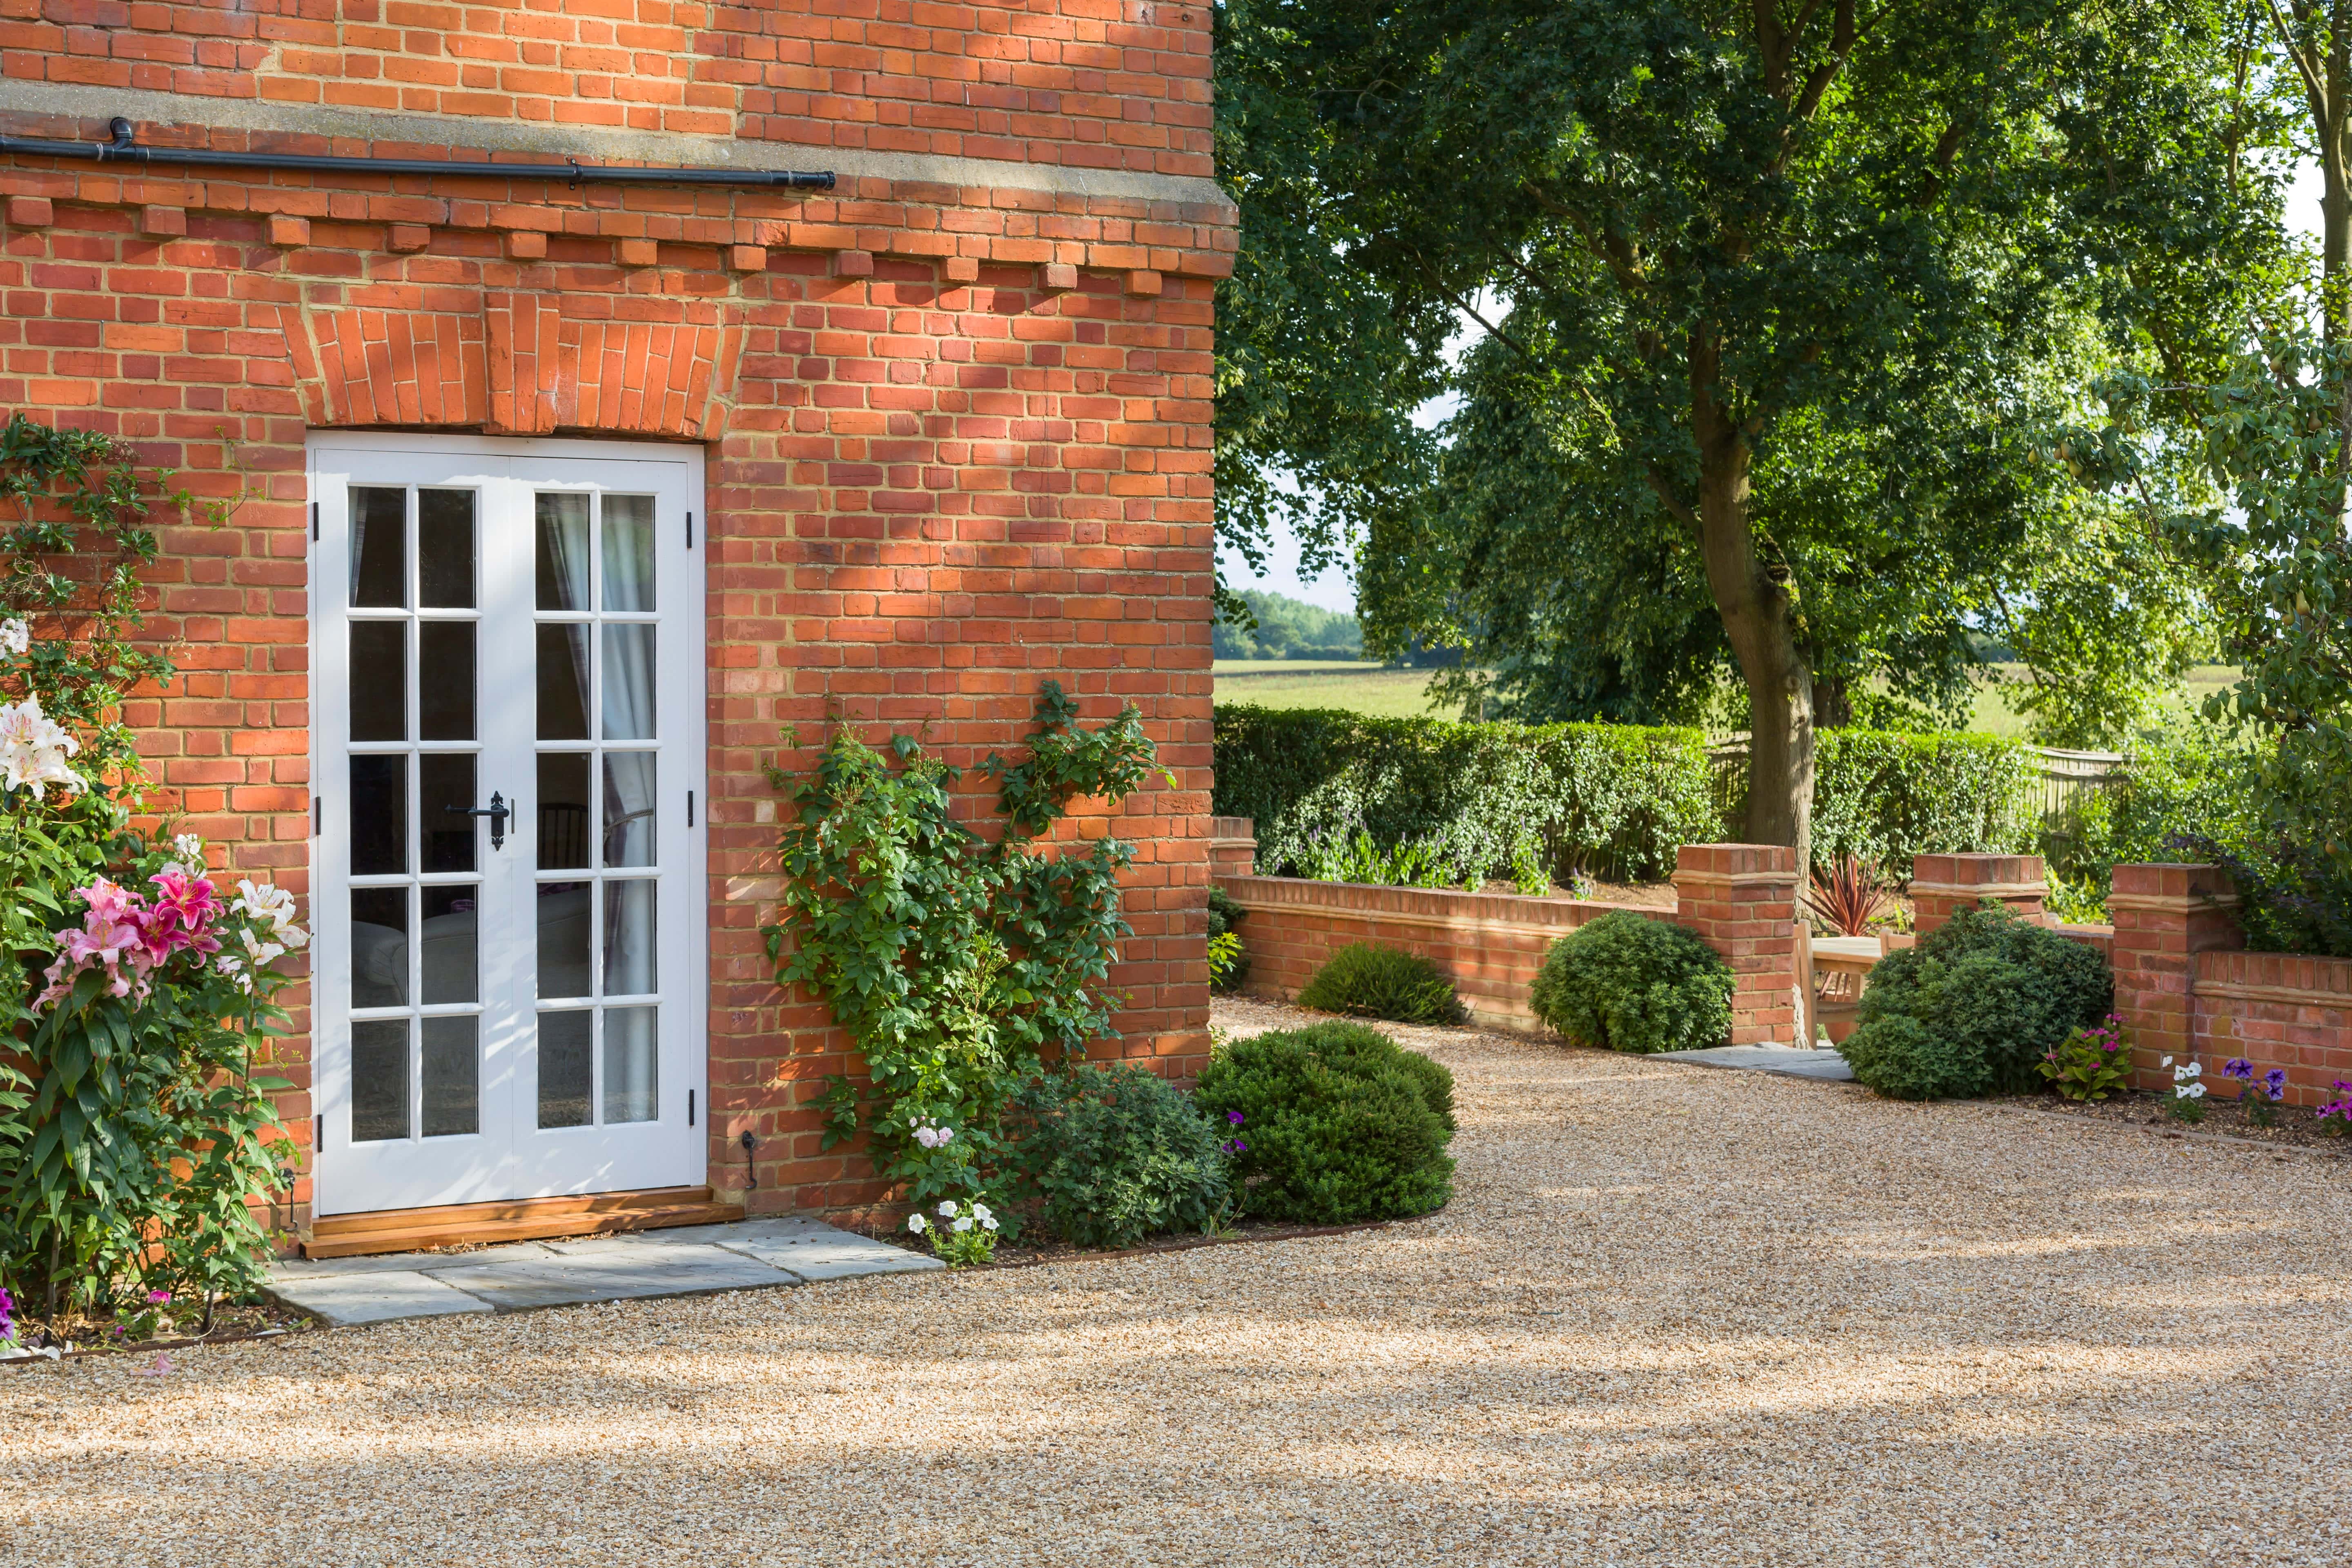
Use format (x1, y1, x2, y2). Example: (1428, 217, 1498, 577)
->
(307, 434, 707, 1216)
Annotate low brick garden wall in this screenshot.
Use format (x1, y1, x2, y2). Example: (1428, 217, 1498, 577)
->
(1216, 817, 2350, 1102)
(1214, 819, 1804, 1043)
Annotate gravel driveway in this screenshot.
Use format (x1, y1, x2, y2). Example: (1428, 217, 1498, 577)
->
(7, 1000, 2350, 1566)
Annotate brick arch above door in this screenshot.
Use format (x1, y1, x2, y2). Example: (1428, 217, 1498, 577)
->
(285, 293, 742, 441)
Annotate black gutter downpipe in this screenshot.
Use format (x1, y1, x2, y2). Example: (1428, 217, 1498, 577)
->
(0, 116, 836, 191)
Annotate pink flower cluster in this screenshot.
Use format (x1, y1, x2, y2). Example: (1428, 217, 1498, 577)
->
(38, 870, 222, 1007)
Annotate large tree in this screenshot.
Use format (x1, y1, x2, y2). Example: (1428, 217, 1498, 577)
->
(1216, 0, 2288, 851)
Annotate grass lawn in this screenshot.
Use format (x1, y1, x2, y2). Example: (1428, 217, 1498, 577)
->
(1216, 657, 2240, 741)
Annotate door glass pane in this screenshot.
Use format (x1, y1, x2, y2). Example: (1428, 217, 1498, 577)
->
(537, 882, 592, 999)
(601, 752, 656, 867)
(349, 622, 406, 742)
(535, 492, 590, 612)
(418, 754, 478, 875)
(418, 623, 476, 740)
(537, 1010, 592, 1129)
(349, 756, 408, 876)
(351, 1019, 410, 1142)
(349, 487, 407, 608)
(602, 495, 655, 611)
(537, 624, 590, 740)
(421, 884, 478, 1004)
(417, 489, 476, 608)
(537, 753, 590, 870)
(421, 1016, 479, 1137)
(601, 624, 655, 740)
(351, 887, 410, 1008)
(603, 1007, 656, 1124)
(604, 879, 657, 997)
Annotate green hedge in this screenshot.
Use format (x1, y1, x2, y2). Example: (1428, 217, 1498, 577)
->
(1806, 730, 2040, 870)
(2044, 732, 2256, 896)
(1215, 707, 2041, 883)
(1213, 706, 1717, 883)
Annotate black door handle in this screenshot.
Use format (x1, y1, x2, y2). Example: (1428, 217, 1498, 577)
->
(445, 791, 510, 851)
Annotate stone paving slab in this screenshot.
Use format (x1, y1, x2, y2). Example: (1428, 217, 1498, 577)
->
(714, 1226, 947, 1281)
(1656, 1044, 1857, 1081)
(268, 1217, 938, 1328)
(266, 1270, 498, 1327)
(423, 1246, 797, 1312)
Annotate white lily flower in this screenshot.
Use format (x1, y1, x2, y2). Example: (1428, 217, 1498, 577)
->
(172, 832, 204, 862)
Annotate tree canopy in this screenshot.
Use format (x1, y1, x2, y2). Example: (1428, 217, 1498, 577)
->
(1214, 0, 2294, 852)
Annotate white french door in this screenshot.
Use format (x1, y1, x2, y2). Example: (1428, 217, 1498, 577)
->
(308, 436, 706, 1216)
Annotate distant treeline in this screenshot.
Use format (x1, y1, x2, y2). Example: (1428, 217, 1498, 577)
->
(1214, 588, 1364, 660)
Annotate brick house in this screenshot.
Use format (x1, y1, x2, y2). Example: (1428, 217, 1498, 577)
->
(0, 2, 1230, 1252)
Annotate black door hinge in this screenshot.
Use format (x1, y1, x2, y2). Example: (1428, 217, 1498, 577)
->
(311, 501, 319, 541)
(688, 1089, 696, 1127)
(686, 789, 695, 828)
(686, 509, 694, 548)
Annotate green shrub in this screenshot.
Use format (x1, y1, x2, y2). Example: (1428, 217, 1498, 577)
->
(1296, 942, 1466, 1025)
(1207, 885, 1250, 993)
(1839, 904, 2113, 1099)
(1009, 1063, 1231, 1250)
(1528, 911, 1734, 1054)
(2044, 730, 2257, 900)
(1194, 1023, 1455, 1223)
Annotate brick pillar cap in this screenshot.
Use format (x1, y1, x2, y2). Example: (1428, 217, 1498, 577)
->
(1676, 843, 1797, 876)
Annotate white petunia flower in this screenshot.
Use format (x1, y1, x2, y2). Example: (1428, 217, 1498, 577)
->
(0, 619, 27, 655)
(952, 1217, 972, 1234)
(937, 1199, 958, 1218)
(907, 1212, 927, 1234)
(980, 1216, 998, 1232)
(2159, 1056, 2173, 1067)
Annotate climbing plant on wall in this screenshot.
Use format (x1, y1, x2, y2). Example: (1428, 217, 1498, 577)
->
(764, 682, 1166, 1221)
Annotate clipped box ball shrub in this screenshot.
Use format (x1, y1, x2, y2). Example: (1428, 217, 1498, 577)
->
(1529, 910, 1734, 1054)
(1839, 903, 2113, 1100)
(1296, 942, 1467, 1025)
(1009, 1063, 1232, 1250)
(1194, 1022, 1455, 1223)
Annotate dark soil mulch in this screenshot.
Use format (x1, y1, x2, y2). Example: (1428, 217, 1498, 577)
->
(6, 1296, 319, 1364)
(1997, 1086, 2352, 1156)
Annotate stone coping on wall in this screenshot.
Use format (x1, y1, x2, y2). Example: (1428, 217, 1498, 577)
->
(1216, 875, 1655, 943)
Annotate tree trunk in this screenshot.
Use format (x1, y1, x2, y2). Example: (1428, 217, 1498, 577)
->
(1689, 336, 1815, 860)
(1812, 672, 1852, 730)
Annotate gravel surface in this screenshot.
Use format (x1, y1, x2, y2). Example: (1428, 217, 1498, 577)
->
(7, 999, 2350, 1566)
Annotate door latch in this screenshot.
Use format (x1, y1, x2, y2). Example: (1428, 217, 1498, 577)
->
(446, 791, 511, 851)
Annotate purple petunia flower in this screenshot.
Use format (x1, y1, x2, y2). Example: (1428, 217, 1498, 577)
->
(2223, 1058, 2254, 1081)
(2264, 1069, 2288, 1099)
(1227, 1110, 1245, 1125)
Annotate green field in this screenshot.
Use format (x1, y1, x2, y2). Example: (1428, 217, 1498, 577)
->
(1214, 658, 2240, 738)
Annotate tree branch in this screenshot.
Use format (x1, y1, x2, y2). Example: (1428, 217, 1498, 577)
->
(1645, 467, 1699, 528)
(2265, 0, 2332, 128)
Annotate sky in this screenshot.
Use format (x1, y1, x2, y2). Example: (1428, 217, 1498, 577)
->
(1217, 157, 2332, 619)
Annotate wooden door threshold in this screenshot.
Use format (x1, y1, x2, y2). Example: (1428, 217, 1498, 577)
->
(305, 1185, 745, 1258)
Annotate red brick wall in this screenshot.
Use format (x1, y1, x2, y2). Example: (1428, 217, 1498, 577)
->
(0, 0, 1213, 177)
(1219, 840, 1805, 1046)
(1221, 874, 1650, 1033)
(0, 43, 1232, 1230)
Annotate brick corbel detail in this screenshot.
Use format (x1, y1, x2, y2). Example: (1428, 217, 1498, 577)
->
(1672, 844, 1802, 1047)
(2109, 862, 2244, 1091)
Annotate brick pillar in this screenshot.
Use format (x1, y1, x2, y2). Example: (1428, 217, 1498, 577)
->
(2108, 862, 2243, 1091)
(1673, 844, 1802, 1047)
(1209, 816, 1257, 878)
(1911, 853, 2048, 938)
